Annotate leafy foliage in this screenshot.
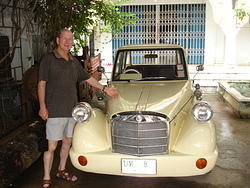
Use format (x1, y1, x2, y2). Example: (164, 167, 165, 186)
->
(29, 0, 136, 49)
(235, 8, 250, 21)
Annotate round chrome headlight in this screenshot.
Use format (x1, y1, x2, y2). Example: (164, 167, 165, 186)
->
(72, 103, 91, 122)
(192, 101, 213, 122)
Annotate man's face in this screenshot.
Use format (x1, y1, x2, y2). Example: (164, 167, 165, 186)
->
(56, 31, 74, 52)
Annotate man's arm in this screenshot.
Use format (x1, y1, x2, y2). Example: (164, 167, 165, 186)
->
(85, 77, 118, 98)
(38, 80, 48, 120)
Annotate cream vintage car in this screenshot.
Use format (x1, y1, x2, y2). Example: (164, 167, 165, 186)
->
(69, 44, 218, 177)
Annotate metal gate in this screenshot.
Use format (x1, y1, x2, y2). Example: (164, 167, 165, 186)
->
(112, 4, 206, 64)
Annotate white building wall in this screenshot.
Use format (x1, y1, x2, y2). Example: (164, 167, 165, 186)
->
(97, 0, 250, 73)
(204, 1, 225, 65)
(236, 26, 250, 65)
(93, 26, 113, 77)
(120, 0, 206, 5)
(206, 0, 250, 65)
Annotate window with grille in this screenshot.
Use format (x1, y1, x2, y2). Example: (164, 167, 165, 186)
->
(112, 4, 206, 64)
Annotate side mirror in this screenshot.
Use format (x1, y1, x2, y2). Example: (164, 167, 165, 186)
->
(196, 64, 204, 71)
(97, 66, 105, 73)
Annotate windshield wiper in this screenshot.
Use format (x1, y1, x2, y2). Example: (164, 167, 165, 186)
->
(117, 79, 139, 82)
(140, 77, 167, 80)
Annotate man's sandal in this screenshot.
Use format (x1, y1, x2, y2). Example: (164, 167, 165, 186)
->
(42, 179, 52, 188)
(56, 169, 78, 182)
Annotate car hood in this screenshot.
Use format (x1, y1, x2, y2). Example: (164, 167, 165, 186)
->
(107, 80, 193, 120)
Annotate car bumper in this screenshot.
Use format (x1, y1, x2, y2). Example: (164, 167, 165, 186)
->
(69, 148, 218, 177)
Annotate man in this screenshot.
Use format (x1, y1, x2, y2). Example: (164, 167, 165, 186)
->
(38, 29, 118, 188)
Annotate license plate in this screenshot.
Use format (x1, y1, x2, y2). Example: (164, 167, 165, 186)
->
(121, 158, 157, 175)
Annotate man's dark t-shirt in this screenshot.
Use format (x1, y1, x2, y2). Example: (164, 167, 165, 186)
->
(39, 50, 90, 118)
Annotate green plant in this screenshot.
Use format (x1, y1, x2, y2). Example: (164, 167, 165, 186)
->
(235, 8, 250, 21)
(29, 0, 136, 51)
(228, 82, 250, 98)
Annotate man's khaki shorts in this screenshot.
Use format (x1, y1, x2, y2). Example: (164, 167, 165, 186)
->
(46, 118, 76, 141)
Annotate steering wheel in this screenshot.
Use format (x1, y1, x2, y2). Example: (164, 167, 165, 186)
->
(123, 69, 140, 74)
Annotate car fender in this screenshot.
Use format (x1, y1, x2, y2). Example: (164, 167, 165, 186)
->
(71, 108, 109, 153)
(173, 112, 217, 155)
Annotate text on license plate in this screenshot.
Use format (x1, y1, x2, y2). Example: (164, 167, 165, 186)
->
(121, 158, 157, 175)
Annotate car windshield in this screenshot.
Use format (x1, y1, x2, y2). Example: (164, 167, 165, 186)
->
(112, 48, 188, 81)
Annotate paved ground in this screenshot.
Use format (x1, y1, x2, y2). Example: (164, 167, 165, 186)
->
(11, 94, 250, 188)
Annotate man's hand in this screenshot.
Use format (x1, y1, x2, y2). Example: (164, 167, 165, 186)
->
(85, 77, 119, 98)
(39, 106, 48, 120)
(104, 87, 119, 98)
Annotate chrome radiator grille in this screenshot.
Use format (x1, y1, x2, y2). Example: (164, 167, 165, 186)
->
(111, 112, 169, 156)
